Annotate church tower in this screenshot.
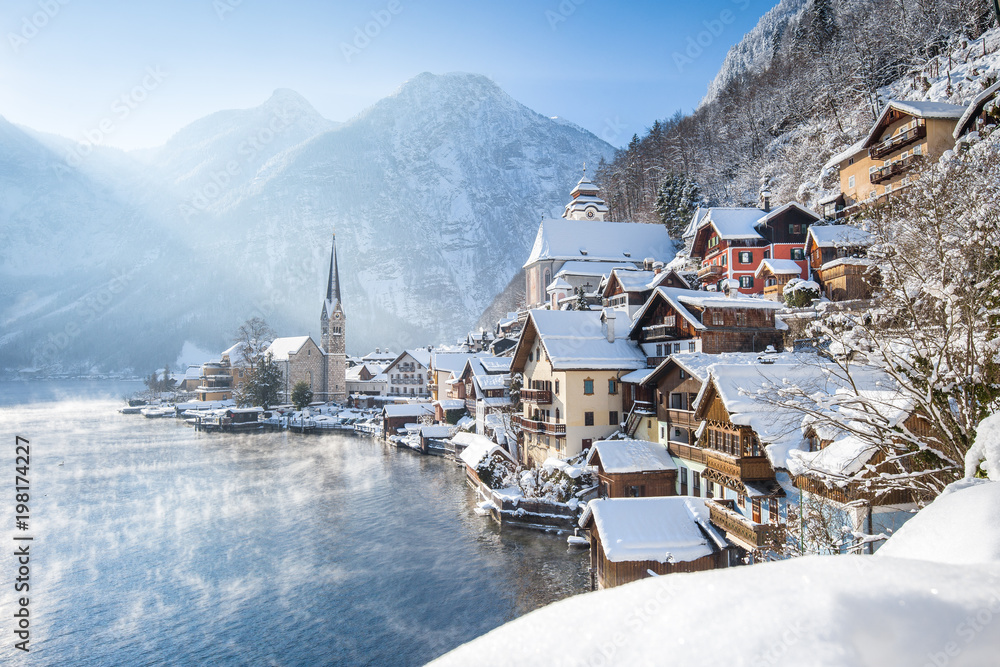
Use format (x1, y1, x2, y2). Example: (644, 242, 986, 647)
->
(321, 232, 347, 404)
(563, 165, 609, 221)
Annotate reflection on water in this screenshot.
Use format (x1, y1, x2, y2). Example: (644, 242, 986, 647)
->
(0, 382, 589, 665)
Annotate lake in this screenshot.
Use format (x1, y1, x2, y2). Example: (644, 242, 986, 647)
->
(0, 381, 589, 665)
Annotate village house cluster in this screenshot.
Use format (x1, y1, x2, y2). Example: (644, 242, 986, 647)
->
(173, 85, 998, 591)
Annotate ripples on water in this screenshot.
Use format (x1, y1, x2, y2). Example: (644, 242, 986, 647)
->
(0, 382, 589, 665)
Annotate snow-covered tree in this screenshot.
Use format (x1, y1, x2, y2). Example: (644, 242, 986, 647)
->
(787, 130, 1000, 500)
(654, 172, 703, 238)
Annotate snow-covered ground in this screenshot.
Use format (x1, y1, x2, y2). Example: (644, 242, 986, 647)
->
(432, 479, 1000, 666)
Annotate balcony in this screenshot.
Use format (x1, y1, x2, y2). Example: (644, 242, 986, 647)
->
(665, 408, 698, 429)
(868, 122, 926, 159)
(642, 320, 680, 341)
(666, 442, 707, 464)
(705, 451, 774, 480)
(698, 264, 724, 279)
(708, 500, 785, 550)
(869, 154, 922, 184)
(465, 398, 478, 414)
(521, 388, 553, 404)
(199, 376, 232, 389)
(513, 415, 566, 436)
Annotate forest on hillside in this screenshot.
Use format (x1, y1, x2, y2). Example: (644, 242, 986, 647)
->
(596, 0, 997, 227)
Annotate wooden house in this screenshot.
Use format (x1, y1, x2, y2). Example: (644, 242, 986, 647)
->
(689, 202, 819, 295)
(586, 439, 677, 498)
(754, 259, 805, 302)
(954, 81, 1000, 140)
(824, 100, 966, 218)
(381, 403, 434, 438)
(580, 497, 730, 589)
(628, 286, 785, 365)
(600, 265, 689, 321)
(805, 225, 877, 301)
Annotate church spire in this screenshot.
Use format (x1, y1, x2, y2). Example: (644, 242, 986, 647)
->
(325, 232, 342, 309)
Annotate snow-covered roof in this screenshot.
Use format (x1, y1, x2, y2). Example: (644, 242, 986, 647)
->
(457, 433, 514, 468)
(221, 341, 254, 366)
(419, 425, 453, 439)
(606, 268, 672, 295)
(587, 439, 677, 474)
(807, 224, 874, 249)
(955, 80, 1000, 138)
(477, 357, 512, 373)
(629, 286, 783, 337)
(820, 257, 873, 271)
(474, 374, 507, 391)
(787, 434, 878, 478)
(886, 99, 967, 120)
(681, 206, 711, 239)
(876, 479, 1000, 565)
(546, 277, 573, 291)
(580, 497, 722, 563)
(704, 208, 767, 240)
(822, 138, 867, 171)
(754, 202, 820, 225)
(524, 218, 675, 267)
(521, 309, 646, 371)
(388, 349, 431, 370)
(431, 352, 474, 377)
(619, 367, 658, 384)
(754, 258, 803, 277)
(434, 399, 465, 410)
(265, 336, 314, 361)
(382, 403, 435, 418)
(554, 261, 636, 278)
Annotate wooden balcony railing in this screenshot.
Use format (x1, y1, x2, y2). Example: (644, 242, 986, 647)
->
(465, 398, 477, 414)
(869, 122, 926, 159)
(513, 415, 566, 435)
(665, 409, 698, 428)
(870, 154, 922, 184)
(642, 322, 679, 341)
(705, 451, 774, 480)
(521, 389, 553, 404)
(698, 264, 725, 279)
(708, 500, 785, 550)
(666, 442, 707, 464)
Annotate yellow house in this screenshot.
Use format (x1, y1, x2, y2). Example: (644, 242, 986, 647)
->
(823, 100, 966, 219)
(510, 309, 646, 467)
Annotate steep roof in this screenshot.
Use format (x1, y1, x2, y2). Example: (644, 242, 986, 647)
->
(587, 439, 677, 474)
(431, 352, 474, 377)
(524, 218, 675, 268)
(580, 497, 725, 564)
(629, 286, 783, 337)
(265, 336, 316, 361)
(705, 208, 768, 240)
(382, 403, 435, 418)
(863, 100, 967, 148)
(555, 261, 636, 279)
(324, 232, 342, 314)
(755, 258, 803, 278)
(754, 202, 820, 225)
(806, 224, 874, 250)
(823, 139, 867, 171)
(954, 80, 1000, 139)
(513, 309, 646, 372)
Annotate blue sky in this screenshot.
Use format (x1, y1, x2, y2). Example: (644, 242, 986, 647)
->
(0, 0, 774, 149)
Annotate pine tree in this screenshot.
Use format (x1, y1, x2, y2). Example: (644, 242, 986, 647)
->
(655, 172, 703, 238)
(291, 381, 314, 410)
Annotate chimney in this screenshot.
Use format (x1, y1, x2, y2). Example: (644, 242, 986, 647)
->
(603, 309, 617, 343)
(643, 257, 654, 271)
(760, 188, 772, 213)
(653, 261, 664, 275)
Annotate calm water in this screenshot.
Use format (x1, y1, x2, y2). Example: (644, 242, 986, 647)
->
(0, 381, 589, 666)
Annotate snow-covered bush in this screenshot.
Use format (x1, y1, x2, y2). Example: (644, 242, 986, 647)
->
(476, 455, 516, 490)
(783, 278, 821, 307)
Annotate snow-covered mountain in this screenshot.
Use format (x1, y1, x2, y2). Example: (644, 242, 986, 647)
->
(0, 73, 614, 373)
(701, 0, 809, 105)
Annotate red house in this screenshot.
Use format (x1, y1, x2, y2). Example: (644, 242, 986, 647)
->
(690, 201, 820, 295)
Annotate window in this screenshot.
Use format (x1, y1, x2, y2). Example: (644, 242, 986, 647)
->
(688, 342, 696, 352)
(706, 481, 714, 499)
(608, 380, 618, 395)
(555, 380, 559, 395)
(584, 411, 594, 426)
(791, 248, 805, 261)
(708, 235, 719, 249)
(740, 275, 754, 289)
(914, 144, 922, 155)
(555, 408, 560, 421)
(656, 344, 663, 356)
(739, 251, 753, 264)
(692, 471, 701, 496)
(763, 249, 770, 259)
(670, 393, 686, 410)
(609, 411, 619, 426)
(721, 254, 727, 266)
(672, 343, 681, 354)
(528, 350, 533, 362)
(769, 498, 779, 524)
(848, 157, 855, 165)
(679, 369, 687, 379)
(583, 379, 594, 395)
(848, 175, 856, 189)
(752, 499, 762, 523)
(712, 312, 724, 326)
(884, 184, 893, 194)
(679, 467, 688, 494)
(735, 312, 746, 327)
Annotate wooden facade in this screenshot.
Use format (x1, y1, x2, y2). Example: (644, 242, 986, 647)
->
(589, 449, 677, 499)
(588, 533, 726, 589)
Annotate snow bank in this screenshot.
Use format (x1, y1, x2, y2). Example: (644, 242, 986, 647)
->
(876, 480, 1000, 565)
(430, 556, 1000, 667)
(965, 412, 1000, 481)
